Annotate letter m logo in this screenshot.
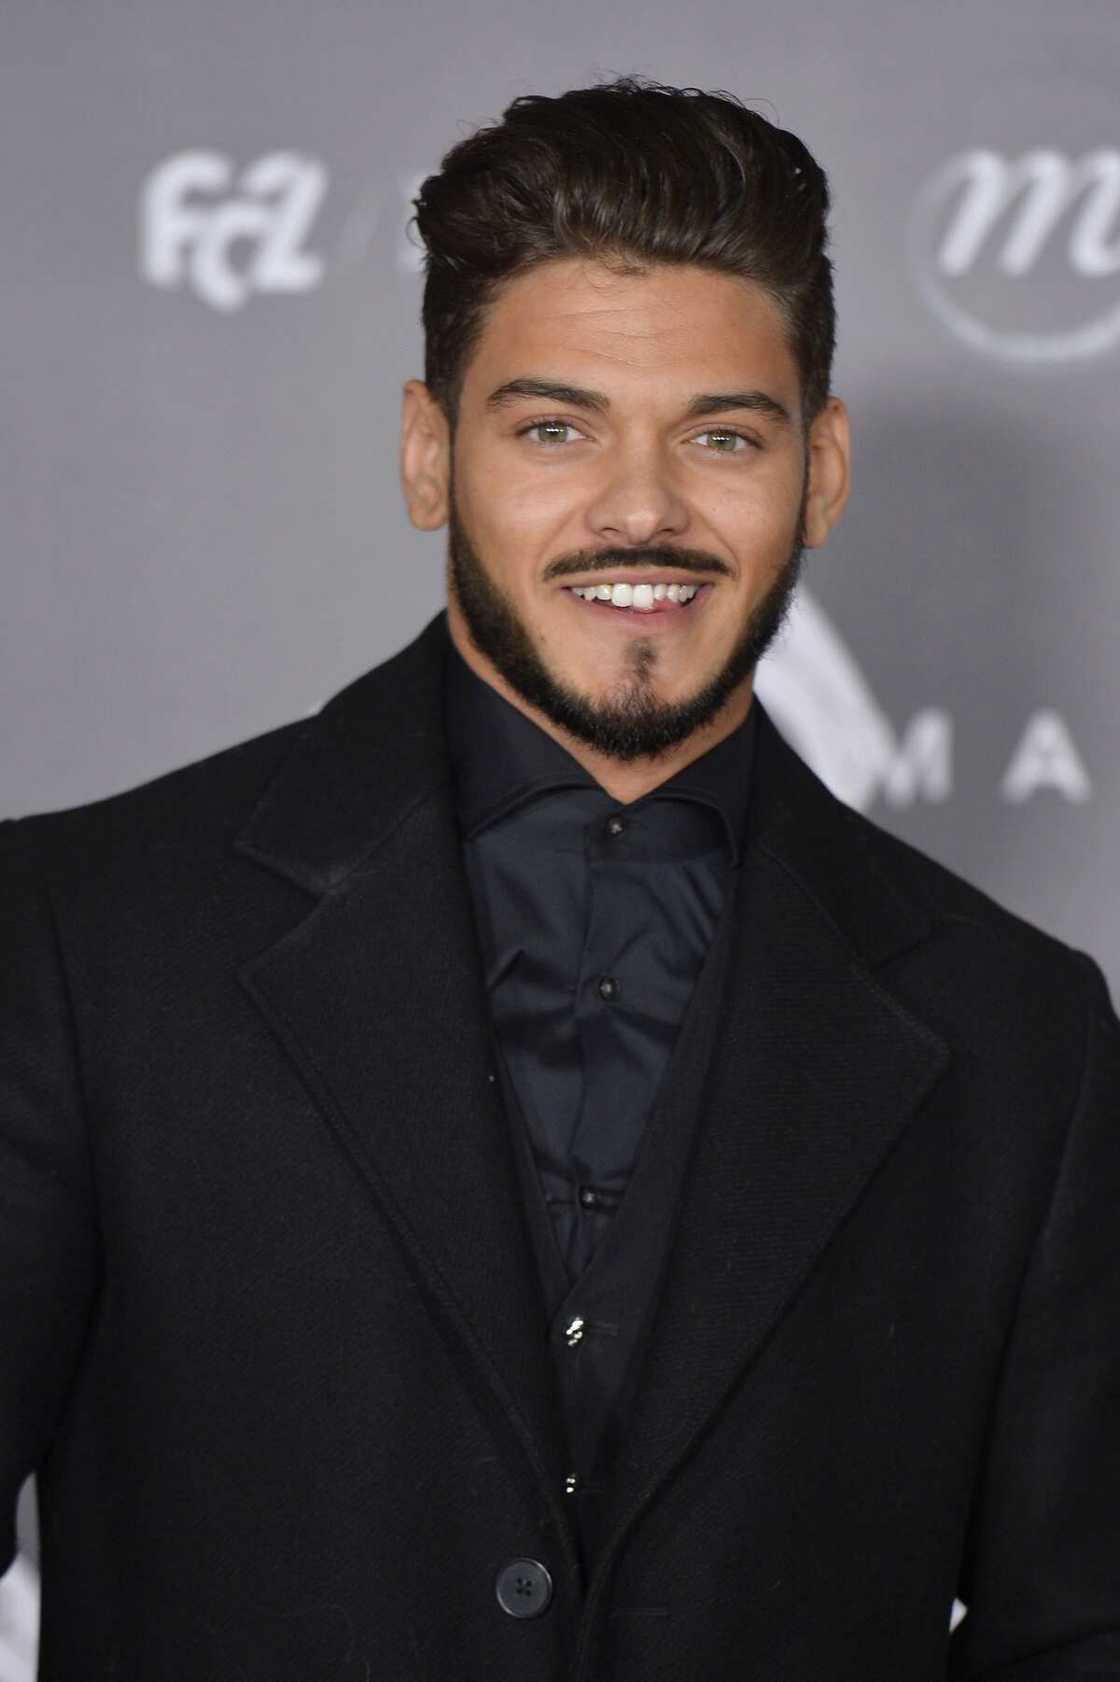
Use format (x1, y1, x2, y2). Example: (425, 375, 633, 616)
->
(935, 148, 1120, 278)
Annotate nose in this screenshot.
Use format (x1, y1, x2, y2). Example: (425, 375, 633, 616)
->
(584, 438, 690, 547)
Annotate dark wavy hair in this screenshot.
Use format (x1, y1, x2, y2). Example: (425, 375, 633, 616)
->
(410, 77, 835, 431)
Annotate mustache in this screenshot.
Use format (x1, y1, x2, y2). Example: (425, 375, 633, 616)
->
(544, 545, 732, 582)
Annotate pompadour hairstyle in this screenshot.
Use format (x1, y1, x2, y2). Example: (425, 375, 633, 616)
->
(410, 76, 835, 430)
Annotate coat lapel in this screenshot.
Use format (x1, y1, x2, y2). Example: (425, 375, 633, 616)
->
(234, 612, 574, 1553)
(592, 712, 951, 1576)
(232, 609, 950, 1584)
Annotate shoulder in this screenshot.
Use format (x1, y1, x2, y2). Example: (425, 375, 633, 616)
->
(1, 715, 307, 879)
(866, 800, 1097, 963)
(756, 712, 1114, 1032)
(1, 611, 452, 886)
(0, 717, 329, 1025)
(835, 797, 1115, 1043)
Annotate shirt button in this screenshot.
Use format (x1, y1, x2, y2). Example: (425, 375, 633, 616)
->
(578, 1186, 599, 1209)
(495, 1558, 554, 1619)
(605, 814, 626, 837)
(597, 976, 620, 1002)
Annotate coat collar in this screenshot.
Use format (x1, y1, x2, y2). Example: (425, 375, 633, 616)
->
(235, 609, 456, 895)
(236, 606, 934, 971)
(235, 609, 949, 1578)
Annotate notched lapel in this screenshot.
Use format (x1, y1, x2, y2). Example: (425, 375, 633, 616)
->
(596, 720, 950, 1568)
(234, 615, 572, 1547)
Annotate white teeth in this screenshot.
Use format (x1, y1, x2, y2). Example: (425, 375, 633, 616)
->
(567, 581, 702, 607)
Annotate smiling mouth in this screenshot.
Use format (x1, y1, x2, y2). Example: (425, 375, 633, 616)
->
(563, 580, 711, 614)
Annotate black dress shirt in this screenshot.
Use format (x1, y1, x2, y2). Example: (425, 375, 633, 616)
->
(443, 641, 755, 1548)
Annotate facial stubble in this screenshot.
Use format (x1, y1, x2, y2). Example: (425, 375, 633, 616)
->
(447, 479, 807, 763)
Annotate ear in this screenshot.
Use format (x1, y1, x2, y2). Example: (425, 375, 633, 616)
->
(400, 380, 451, 531)
(802, 395, 851, 548)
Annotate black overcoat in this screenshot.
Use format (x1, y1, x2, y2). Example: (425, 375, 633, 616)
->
(2, 610, 1119, 1680)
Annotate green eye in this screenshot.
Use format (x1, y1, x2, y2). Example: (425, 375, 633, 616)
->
(522, 420, 578, 445)
(697, 430, 747, 452)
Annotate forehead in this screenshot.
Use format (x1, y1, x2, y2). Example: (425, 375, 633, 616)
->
(462, 257, 799, 404)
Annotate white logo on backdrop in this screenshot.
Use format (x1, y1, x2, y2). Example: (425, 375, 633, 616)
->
(758, 590, 1090, 810)
(140, 152, 327, 312)
(757, 591, 952, 811)
(912, 147, 1120, 361)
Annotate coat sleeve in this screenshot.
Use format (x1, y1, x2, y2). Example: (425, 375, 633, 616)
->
(949, 954, 1120, 1680)
(0, 819, 100, 1577)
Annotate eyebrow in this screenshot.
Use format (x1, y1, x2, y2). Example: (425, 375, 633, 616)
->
(485, 377, 792, 427)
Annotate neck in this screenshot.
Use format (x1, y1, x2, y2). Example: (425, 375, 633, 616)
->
(446, 608, 754, 804)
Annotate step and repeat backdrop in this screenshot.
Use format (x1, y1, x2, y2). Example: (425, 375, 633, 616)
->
(3, 0, 1118, 1670)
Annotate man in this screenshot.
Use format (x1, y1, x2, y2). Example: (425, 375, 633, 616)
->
(2, 77, 1118, 1682)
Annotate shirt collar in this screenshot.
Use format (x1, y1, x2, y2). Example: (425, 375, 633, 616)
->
(443, 639, 755, 866)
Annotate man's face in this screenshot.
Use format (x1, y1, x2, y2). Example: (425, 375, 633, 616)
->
(403, 257, 849, 761)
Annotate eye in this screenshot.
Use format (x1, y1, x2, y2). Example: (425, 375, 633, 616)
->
(693, 428, 754, 454)
(517, 418, 585, 447)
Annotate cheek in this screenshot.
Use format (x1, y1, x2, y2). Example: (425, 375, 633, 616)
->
(688, 451, 802, 532)
(710, 491, 804, 570)
(460, 469, 573, 567)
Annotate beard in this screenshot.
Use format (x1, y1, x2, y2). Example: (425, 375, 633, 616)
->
(447, 481, 807, 764)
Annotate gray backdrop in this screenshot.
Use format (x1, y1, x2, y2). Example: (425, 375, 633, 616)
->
(3, 1, 1118, 1670)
